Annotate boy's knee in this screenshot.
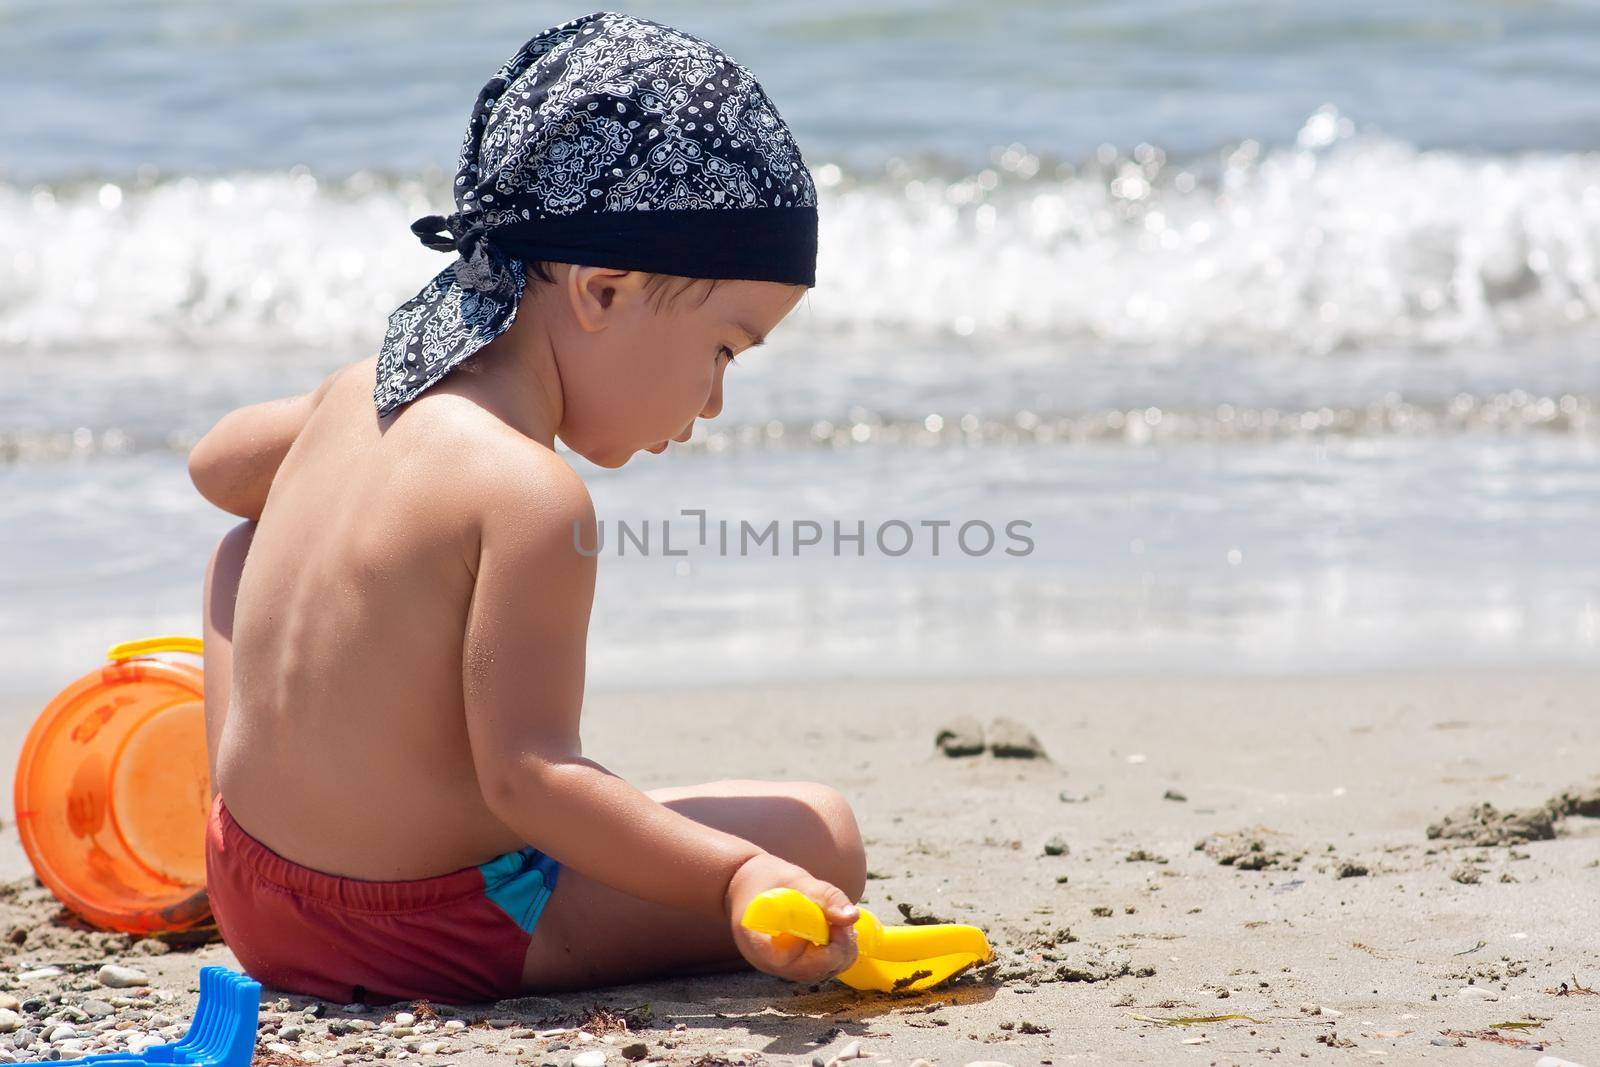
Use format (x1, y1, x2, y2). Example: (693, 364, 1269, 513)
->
(794, 782, 866, 901)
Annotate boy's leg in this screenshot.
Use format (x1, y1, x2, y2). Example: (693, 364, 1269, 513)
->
(519, 779, 867, 992)
(201, 521, 256, 788)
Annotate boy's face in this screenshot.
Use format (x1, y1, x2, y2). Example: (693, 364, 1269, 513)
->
(550, 269, 806, 468)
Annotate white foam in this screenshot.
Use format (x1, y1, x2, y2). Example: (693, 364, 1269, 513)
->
(3, 109, 1598, 355)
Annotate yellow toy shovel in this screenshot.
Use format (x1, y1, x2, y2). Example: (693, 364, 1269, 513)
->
(739, 888, 992, 993)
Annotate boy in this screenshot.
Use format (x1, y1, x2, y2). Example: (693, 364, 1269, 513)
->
(187, 11, 865, 1005)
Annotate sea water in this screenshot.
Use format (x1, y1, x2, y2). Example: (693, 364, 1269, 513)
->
(2, 1, 1597, 704)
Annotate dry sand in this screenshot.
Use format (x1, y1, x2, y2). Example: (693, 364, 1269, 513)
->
(0, 670, 1597, 1065)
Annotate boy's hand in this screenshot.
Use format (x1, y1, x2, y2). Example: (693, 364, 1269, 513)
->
(725, 853, 859, 984)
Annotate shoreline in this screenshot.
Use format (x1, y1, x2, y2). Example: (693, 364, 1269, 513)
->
(1, 669, 1597, 1064)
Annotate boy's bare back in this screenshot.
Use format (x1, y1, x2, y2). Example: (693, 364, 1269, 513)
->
(213, 353, 580, 880)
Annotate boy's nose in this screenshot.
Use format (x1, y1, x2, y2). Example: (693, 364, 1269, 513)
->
(701, 374, 724, 420)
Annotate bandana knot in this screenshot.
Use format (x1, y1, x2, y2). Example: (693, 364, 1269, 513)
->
(410, 212, 507, 293)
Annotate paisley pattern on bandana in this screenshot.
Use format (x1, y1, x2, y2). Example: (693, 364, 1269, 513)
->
(374, 10, 817, 417)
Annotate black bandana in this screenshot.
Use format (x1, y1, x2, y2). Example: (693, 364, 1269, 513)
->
(373, 10, 819, 417)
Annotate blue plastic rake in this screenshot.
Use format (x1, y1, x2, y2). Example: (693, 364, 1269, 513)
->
(58, 966, 261, 1067)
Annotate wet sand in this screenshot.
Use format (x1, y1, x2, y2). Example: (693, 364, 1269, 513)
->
(1, 670, 1597, 1065)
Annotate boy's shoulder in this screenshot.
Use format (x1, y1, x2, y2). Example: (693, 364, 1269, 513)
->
(363, 357, 593, 554)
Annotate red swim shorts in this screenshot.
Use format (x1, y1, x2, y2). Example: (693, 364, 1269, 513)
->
(204, 793, 560, 1005)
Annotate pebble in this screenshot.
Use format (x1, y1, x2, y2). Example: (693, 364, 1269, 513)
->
(95, 965, 150, 989)
(443, 1019, 467, 1031)
(392, 1011, 416, 1026)
(0, 1010, 20, 1034)
(327, 1019, 375, 1035)
(79, 1000, 115, 1020)
(1163, 789, 1188, 802)
(1041, 834, 1069, 857)
(572, 1052, 607, 1067)
(0, 994, 17, 1011)
(47, 1024, 78, 1043)
(620, 1042, 649, 1061)
(484, 1016, 516, 1028)
(837, 1039, 864, 1059)
(934, 716, 986, 757)
(987, 717, 1047, 759)
(1051, 944, 1132, 982)
(17, 967, 62, 981)
(278, 1023, 306, 1041)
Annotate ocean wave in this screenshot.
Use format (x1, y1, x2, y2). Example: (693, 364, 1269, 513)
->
(3, 108, 1599, 353)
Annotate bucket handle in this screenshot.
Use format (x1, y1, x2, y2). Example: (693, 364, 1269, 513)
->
(106, 635, 205, 662)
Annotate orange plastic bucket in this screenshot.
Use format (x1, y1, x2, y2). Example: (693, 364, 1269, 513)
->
(13, 636, 213, 934)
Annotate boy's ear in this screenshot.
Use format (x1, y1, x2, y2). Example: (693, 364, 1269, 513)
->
(564, 265, 648, 334)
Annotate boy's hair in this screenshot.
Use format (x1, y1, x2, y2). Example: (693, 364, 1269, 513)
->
(525, 260, 722, 313)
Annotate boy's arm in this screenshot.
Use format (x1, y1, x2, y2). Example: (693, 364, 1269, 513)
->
(186, 369, 341, 521)
(461, 454, 765, 919)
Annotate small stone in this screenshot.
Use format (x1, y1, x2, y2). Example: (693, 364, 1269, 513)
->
(95, 965, 149, 989)
(17, 967, 62, 981)
(1125, 849, 1168, 864)
(0, 1010, 21, 1033)
(1162, 789, 1187, 802)
(278, 1024, 306, 1041)
(620, 1042, 648, 1061)
(0, 995, 17, 1011)
(392, 1012, 416, 1026)
(572, 1052, 607, 1067)
(328, 1019, 375, 1035)
(1335, 861, 1369, 878)
(1546, 785, 1600, 819)
(47, 1024, 79, 1043)
(837, 1039, 863, 1059)
(1427, 803, 1555, 847)
(987, 717, 1047, 759)
(1042, 834, 1069, 857)
(484, 1016, 516, 1028)
(443, 1019, 466, 1031)
(1051, 944, 1131, 982)
(1451, 864, 1486, 885)
(934, 716, 985, 757)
